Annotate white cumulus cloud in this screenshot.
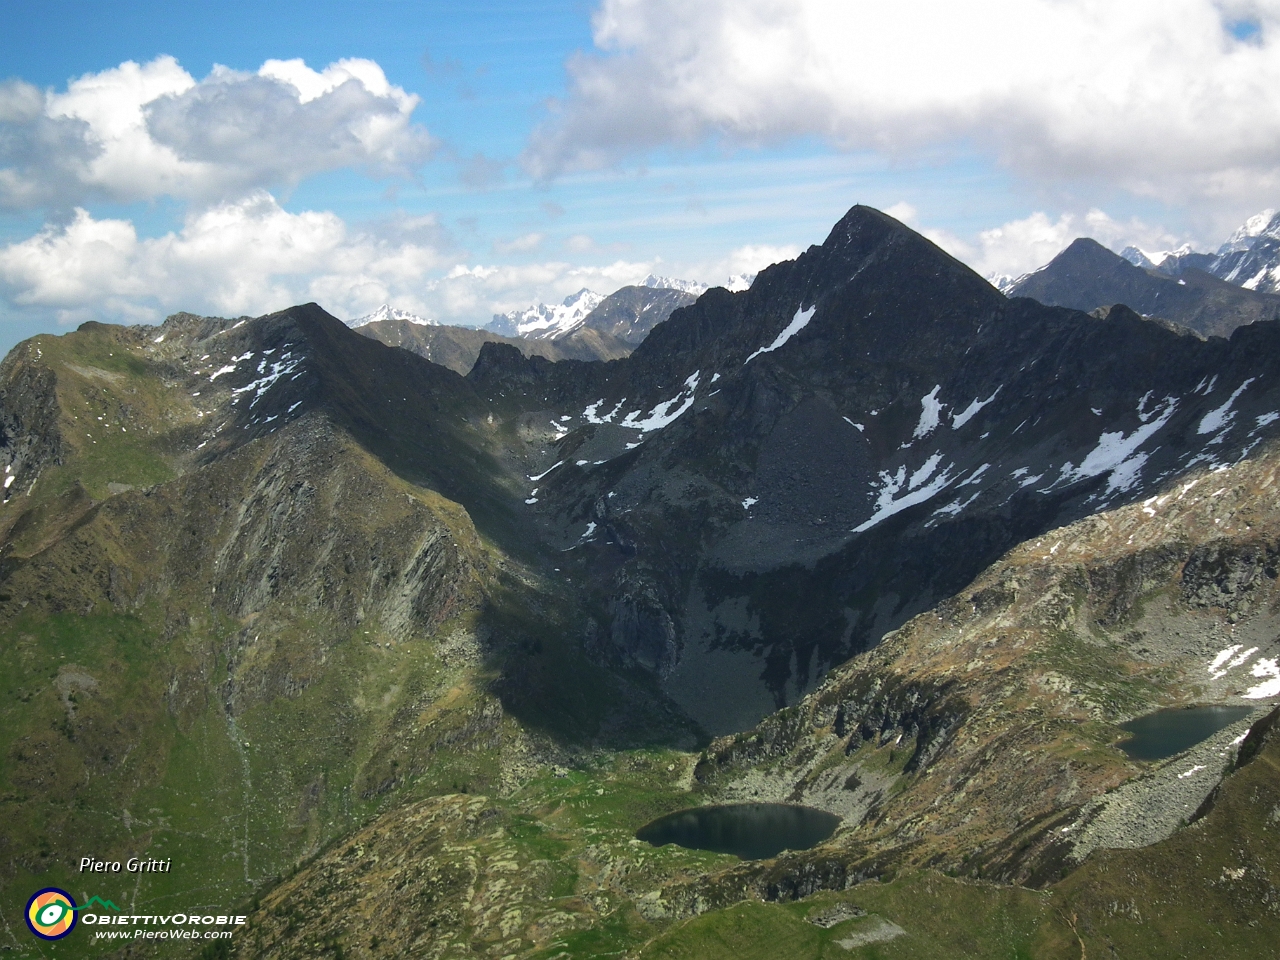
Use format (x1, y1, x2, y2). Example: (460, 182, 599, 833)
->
(527, 0, 1280, 207)
(0, 193, 444, 321)
(0, 56, 432, 209)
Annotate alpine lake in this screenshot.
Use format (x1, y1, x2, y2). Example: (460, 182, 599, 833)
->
(1117, 704, 1254, 761)
(635, 802, 841, 860)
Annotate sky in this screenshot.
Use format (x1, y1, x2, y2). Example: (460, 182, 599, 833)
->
(2, 0, 1280, 354)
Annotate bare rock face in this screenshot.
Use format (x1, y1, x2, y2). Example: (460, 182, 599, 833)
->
(607, 573, 680, 676)
(575, 284, 698, 344)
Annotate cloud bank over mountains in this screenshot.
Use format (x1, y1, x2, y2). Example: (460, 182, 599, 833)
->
(887, 204, 1185, 282)
(0, 53, 795, 331)
(0, 189, 793, 327)
(527, 0, 1280, 210)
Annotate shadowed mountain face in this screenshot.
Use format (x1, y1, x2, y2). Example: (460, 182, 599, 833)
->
(469, 207, 1280, 731)
(1007, 237, 1280, 337)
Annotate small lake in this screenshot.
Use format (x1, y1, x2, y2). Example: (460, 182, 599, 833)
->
(1117, 705, 1253, 761)
(635, 803, 841, 860)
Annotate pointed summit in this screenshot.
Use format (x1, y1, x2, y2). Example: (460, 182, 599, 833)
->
(1007, 237, 1280, 338)
(1220, 209, 1280, 254)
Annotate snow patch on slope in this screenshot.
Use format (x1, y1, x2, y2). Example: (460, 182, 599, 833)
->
(855, 460, 955, 533)
(1197, 378, 1256, 435)
(913, 385, 945, 439)
(744, 304, 816, 364)
(1245, 657, 1280, 699)
(621, 372, 701, 432)
(951, 387, 1000, 430)
(1057, 396, 1178, 493)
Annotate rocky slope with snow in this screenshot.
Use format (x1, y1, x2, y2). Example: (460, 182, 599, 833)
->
(472, 206, 1280, 732)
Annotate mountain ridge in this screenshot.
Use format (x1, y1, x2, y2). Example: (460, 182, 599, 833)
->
(3, 203, 1280, 958)
(465, 204, 1280, 731)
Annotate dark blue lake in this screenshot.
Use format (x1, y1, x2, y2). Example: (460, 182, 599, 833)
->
(1117, 705, 1253, 761)
(635, 803, 841, 860)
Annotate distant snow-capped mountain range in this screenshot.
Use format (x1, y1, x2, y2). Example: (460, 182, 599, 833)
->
(346, 304, 437, 329)
(994, 209, 1280, 298)
(485, 288, 605, 340)
(1123, 210, 1280, 293)
(486, 273, 757, 340)
(347, 273, 758, 341)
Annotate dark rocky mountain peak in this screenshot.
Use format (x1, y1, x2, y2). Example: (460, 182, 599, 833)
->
(464, 204, 1280, 732)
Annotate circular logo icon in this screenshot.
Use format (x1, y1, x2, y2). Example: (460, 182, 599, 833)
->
(25, 888, 78, 941)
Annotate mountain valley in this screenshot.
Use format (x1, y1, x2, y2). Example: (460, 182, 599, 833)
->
(1, 206, 1278, 958)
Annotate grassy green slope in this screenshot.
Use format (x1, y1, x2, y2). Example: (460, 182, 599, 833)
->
(0, 315, 697, 958)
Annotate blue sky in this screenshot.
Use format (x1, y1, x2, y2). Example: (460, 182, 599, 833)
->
(2, 0, 1279, 354)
